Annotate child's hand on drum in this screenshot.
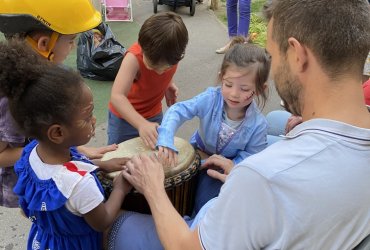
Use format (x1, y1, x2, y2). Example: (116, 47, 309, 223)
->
(112, 171, 132, 196)
(201, 154, 234, 183)
(78, 144, 118, 160)
(138, 121, 159, 150)
(95, 157, 131, 173)
(158, 146, 178, 168)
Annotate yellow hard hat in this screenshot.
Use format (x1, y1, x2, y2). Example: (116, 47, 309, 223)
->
(0, 0, 102, 35)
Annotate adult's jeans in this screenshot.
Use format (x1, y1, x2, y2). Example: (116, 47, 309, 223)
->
(226, 0, 251, 37)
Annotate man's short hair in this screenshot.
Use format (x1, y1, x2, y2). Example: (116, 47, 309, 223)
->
(138, 12, 188, 66)
(264, 0, 370, 79)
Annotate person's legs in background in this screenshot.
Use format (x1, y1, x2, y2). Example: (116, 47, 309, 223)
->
(216, 0, 238, 54)
(238, 0, 251, 37)
(226, 0, 238, 38)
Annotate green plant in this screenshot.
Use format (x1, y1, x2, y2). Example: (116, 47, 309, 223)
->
(249, 13, 267, 47)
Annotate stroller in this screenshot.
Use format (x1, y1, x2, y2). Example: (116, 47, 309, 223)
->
(153, 0, 196, 16)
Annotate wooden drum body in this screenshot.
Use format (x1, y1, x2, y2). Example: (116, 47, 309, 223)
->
(98, 137, 200, 216)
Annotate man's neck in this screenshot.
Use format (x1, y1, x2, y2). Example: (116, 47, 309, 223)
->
(301, 77, 370, 129)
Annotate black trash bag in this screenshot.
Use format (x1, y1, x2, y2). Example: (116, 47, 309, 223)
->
(77, 23, 126, 81)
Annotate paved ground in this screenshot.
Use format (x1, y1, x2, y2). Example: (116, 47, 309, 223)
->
(0, 0, 282, 248)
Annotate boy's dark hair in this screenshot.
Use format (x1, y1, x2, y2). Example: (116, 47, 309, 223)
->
(138, 12, 188, 66)
(264, 0, 370, 80)
(219, 37, 271, 109)
(0, 41, 84, 141)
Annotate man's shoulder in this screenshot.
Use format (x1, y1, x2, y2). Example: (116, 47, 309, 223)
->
(239, 118, 370, 179)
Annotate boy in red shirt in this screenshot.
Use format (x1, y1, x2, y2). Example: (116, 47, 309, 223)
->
(108, 12, 188, 149)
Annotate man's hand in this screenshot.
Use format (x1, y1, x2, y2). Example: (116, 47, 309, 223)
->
(201, 154, 234, 183)
(165, 83, 179, 107)
(122, 154, 165, 196)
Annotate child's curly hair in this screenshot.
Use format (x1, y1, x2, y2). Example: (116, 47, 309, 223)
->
(0, 40, 85, 141)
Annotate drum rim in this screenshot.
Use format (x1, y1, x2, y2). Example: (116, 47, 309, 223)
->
(164, 152, 200, 189)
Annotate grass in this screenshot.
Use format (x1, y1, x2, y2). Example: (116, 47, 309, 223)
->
(213, 0, 268, 47)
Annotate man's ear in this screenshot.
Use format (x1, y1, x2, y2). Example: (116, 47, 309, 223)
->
(287, 37, 308, 73)
(36, 35, 51, 52)
(47, 124, 66, 144)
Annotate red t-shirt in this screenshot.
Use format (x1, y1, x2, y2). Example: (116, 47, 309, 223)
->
(363, 79, 370, 106)
(109, 42, 177, 119)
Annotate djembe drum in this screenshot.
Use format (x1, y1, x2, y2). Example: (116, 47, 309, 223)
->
(98, 137, 200, 216)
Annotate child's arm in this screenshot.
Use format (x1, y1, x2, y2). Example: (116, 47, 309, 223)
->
(110, 53, 159, 149)
(0, 141, 23, 167)
(84, 172, 131, 232)
(77, 144, 118, 160)
(165, 81, 179, 107)
(92, 157, 130, 173)
(157, 90, 212, 152)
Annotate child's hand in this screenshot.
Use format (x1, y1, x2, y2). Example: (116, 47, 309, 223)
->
(285, 115, 303, 134)
(138, 121, 159, 150)
(158, 146, 178, 168)
(78, 144, 118, 160)
(98, 157, 131, 173)
(113, 171, 132, 196)
(165, 83, 179, 107)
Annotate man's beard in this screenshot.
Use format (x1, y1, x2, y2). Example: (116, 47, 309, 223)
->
(274, 62, 303, 116)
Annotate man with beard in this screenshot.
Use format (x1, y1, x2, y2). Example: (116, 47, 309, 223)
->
(109, 0, 370, 249)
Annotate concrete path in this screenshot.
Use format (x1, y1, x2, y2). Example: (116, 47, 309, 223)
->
(0, 0, 281, 249)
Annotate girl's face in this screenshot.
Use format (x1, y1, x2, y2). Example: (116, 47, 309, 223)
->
(221, 64, 258, 113)
(68, 84, 96, 146)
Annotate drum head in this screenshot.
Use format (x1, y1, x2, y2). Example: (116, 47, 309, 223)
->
(102, 137, 196, 180)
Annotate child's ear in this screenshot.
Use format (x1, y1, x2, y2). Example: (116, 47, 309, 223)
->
(36, 35, 51, 52)
(47, 124, 66, 144)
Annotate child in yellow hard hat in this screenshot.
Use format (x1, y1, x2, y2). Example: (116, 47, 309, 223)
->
(0, 0, 123, 208)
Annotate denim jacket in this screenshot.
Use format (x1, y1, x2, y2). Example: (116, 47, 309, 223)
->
(157, 87, 268, 164)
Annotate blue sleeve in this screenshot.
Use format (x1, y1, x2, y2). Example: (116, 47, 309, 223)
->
(157, 89, 214, 152)
(232, 118, 268, 165)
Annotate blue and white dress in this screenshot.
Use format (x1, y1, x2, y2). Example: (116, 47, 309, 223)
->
(13, 140, 104, 250)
